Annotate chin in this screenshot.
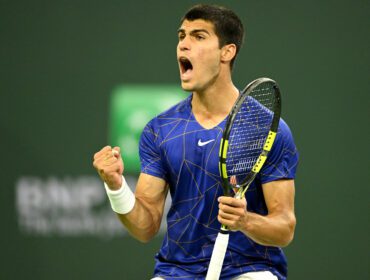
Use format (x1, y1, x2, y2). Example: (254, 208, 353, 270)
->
(180, 81, 195, 92)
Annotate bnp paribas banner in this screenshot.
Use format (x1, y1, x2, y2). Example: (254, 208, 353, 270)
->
(16, 85, 186, 238)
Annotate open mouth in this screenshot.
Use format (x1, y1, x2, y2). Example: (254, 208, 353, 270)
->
(179, 57, 193, 74)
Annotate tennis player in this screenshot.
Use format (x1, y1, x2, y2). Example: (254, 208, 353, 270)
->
(93, 4, 298, 280)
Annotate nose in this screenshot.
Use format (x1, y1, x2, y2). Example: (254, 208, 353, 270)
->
(178, 36, 190, 51)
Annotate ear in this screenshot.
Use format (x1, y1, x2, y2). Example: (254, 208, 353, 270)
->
(220, 44, 237, 64)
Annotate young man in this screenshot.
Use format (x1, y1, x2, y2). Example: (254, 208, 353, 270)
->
(93, 4, 298, 280)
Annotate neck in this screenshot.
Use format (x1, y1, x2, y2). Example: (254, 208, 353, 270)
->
(191, 75, 239, 129)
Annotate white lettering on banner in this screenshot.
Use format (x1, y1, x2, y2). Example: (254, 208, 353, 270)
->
(15, 175, 170, 237)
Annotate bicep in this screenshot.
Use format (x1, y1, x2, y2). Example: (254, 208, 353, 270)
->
(262, 179, 295, 217)
(135, 173, 168, 218)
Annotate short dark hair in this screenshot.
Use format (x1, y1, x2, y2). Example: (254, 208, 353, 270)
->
(180, 4, 245, 68)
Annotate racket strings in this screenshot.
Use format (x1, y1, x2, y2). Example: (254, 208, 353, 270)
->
(226, 84, 276, 181)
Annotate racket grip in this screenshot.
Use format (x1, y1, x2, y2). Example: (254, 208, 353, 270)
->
(206, 232, 229, 280)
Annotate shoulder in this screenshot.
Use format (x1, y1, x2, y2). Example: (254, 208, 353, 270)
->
(272, 117, 299, 160)
(278, 118, 291, 133)
(145, 94, 192, 130)
(140, 95, 191, 143)
(260, 118, 299, 182)
(277, 118, 296, 144)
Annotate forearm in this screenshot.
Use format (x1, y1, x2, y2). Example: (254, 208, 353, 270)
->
(94, 147, 166, 242)
(104, 174, 167, 243)
(241, 211, 296, 247)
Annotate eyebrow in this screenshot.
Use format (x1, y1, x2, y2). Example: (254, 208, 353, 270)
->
(177, 28, 211, 35)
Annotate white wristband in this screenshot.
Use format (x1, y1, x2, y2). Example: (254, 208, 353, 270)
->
(104, 176, 135, 214)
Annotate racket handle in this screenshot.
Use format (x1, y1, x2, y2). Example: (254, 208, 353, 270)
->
(206, 232, 229, 280)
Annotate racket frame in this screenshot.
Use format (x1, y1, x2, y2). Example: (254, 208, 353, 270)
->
(219, 77, 281, 198)
(206, 78, 282, 280)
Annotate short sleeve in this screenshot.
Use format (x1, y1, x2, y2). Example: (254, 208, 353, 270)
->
(139, 121, 168, 181)
(260, 119, 299, 184)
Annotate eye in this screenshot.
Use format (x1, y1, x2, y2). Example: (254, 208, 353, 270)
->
(195, 34, 205, 40)
(178, 33, 185, 41)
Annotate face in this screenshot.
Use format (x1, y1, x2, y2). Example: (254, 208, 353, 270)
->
(177, 19, 222, 92)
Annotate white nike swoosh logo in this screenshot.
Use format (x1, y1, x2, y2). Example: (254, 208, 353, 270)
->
(198, 139, 215, 147)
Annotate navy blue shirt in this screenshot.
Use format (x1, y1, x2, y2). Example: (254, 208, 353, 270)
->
(139, 94, 299, 280)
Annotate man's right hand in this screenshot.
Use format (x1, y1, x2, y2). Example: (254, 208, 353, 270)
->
(93, 146, 124, 190)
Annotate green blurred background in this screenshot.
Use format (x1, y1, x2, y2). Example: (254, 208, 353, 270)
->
(1, 0, 369, 279)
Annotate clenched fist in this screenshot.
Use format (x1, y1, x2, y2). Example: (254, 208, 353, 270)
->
(93, 146, 124, 190)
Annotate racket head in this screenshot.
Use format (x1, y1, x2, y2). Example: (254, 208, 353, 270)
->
(219, 77, 281, 196)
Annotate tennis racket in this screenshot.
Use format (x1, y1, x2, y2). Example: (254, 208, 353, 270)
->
(206, 77, 281, 279)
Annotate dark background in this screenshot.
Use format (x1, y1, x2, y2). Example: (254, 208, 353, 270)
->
(1, 0, 369, 279)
